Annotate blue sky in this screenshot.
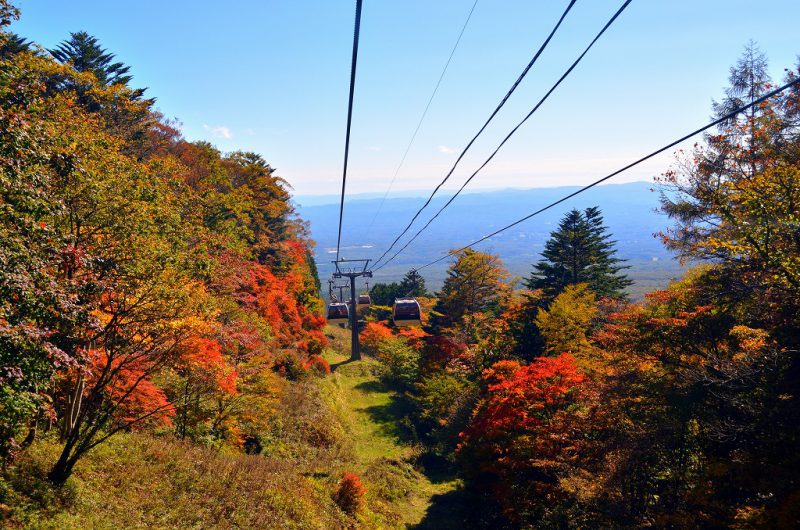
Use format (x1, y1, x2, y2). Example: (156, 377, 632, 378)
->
(11, 0, 800, 196)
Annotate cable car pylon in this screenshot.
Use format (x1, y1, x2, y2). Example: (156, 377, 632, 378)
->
(332, 258, 372, 361)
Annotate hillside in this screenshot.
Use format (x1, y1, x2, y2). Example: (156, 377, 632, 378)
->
(298, 182, 684, 298)
(1, 327, 466, 529)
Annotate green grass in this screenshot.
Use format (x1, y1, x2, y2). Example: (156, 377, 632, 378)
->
(320, 326, 463, 528)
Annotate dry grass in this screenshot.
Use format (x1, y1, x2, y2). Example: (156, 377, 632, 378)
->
(1, 433, 350, 529)
(0, 326, 460, 529)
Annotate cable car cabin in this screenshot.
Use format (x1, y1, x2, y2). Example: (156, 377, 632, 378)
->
(327, 302, 350, 326)
(392, 298, 421, 327)
(357, 293, 372, 307)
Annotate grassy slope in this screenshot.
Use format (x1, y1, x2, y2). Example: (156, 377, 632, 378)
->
(0, 326, 463, 529)
(320, 326, 461, 527)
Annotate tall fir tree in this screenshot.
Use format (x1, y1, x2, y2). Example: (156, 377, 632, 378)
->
(398, 269, 427, 297)
(50, 31, 132, 86)
(527, 207, 631, 299)
(0, 32, 31, 58)
(49, 31, 151, 104)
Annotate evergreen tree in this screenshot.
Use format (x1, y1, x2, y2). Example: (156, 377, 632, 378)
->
(527, 207, 631, 298)
(0, 32, 31, 58)
(50, 31, 132, 86)
(369, 282, 403, 306)
(398, 269, 427, 297)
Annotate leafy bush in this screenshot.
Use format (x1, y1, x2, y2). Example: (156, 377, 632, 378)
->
(333, 472, 366, 515)
(375, 338, 420, 390)
(412, 372, 467, 430)
(303, 355, 331, 376)
(272, 353, 306, 381)
(360, 322, 393, 354)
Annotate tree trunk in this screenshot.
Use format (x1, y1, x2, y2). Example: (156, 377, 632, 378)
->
(48, 448, 78, 485)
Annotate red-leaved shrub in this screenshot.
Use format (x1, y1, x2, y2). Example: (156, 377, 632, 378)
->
(333, 472, 366, 514)
(304, 354, 331, 376)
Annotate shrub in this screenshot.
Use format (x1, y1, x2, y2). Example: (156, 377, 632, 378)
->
(303, 355, 331, 376)
(333, 472, 366, 515)
(360, 322, 393, 354)
(375, 338, 420, 390)
(412, 372, 468, 430)
(272, 353, 306, 381)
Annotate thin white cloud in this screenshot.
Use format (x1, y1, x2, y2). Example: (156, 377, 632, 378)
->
(203, 124, 233, 139)
(437, 145, 456, 154)
(368, 146, 383, 152)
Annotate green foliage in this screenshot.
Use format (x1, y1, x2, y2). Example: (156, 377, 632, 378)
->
(411, 373, 467, 430)
(527, 207, 631, 299)
(375, 338, 420, 391)
(50, 31, 132, 87)
(369, 281, 403, 306)
(398, 269, 427, 297)
(0, 32, 30, 58)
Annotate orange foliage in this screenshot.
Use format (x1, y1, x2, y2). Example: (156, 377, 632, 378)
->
(396, 326, 428, 350)
(360, 322, 393, 354)
(459, 354, 601, 519)
(179, 337, 238, 395)
(86, 349, 174, 427)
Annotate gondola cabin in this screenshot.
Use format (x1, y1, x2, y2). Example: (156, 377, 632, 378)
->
(392, 298, 421, 327)
(327, 302, 349, 326)
(357, 293, 372, 307)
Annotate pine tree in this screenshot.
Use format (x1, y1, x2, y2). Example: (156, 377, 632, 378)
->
(50, 31, 133, 86)
(398, 269, 427, 297)
(0, 32, 31, 58)
(527, 207, 631, 299)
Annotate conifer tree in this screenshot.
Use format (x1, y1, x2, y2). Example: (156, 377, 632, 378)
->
(0, 32, 31, 58)
(50, 31, 132, 86)
(398, 269, 427, 297)
(432, 249, 509, 332)
(527, 207, 631, 298)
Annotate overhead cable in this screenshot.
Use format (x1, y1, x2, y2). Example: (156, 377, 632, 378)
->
(371, 0, 579, 268)
(374, 0, 633, 271)
(412, 77, 800, 270)
(335, 0, 364, 262)
(362, 0, 480, 243)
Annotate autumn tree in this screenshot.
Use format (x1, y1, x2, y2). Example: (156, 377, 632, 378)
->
(535, 283, 598, 356)
(527, 207, 631, 299)
(660, 46, 800, 300)
(459, 354, 602, 524)
(1, 3, 327, 488)
(431, 249, 510, 334)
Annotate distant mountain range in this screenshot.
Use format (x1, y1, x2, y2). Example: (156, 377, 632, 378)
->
(297, 182, 687, 299)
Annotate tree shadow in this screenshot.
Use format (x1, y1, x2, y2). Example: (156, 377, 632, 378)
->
(329, 358, 356, 372)
(359, 395, 417, 444)
(412, 485, 507, 530)
(352, 380, 388, 393)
